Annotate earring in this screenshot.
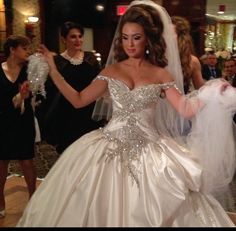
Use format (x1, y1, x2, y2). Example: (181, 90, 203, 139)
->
(145, 48, 149, 55)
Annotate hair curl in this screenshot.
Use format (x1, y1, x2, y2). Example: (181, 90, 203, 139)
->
(114, 4, 167, 67)
(171, 16, 196, 83)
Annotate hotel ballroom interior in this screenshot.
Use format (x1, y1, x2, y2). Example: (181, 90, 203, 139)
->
(0, 0, 236, 227)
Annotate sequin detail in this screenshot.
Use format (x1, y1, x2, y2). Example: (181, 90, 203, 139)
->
(101, 115, 148, 188)
(96, 76, 179, 187)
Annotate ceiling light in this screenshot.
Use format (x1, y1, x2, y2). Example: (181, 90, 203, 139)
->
(95, 4, 105, 12)
(27, 16, 39, 23)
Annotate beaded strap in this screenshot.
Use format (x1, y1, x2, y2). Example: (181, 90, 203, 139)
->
(160, 81, 181, 92)
(94, 75, 109, 82)
(159, 81, 182, 98)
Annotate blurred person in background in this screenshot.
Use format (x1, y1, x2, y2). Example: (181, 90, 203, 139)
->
(201, 51, 222, 81)
(199, 53, 207, 66)
(171, 16, 205, 94)
(222, 58, 236, 87)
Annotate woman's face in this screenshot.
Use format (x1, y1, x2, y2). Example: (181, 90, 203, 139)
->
(121, 22, 147, 59)
(64, 28, 83, 51)
(11, 45, 30, 63)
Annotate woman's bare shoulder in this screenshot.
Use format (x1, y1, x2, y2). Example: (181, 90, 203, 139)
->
(99, 63, 121, 78)
(191, 55, 201, 67)
(151, 65, 174, 84)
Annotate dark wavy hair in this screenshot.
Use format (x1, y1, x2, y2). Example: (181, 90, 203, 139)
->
(60, 21, 84, 38)
(3, 35, 30, 58)
(114, 4, 167, 67)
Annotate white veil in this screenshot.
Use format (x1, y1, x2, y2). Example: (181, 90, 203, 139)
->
(92, 0, 236, 197)
(92, 0, 189, 138)
(187, 79, 236, 196)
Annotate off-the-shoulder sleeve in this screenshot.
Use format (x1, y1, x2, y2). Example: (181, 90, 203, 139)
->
(160, 81, 181, 93)
(94, 75, 109, 82)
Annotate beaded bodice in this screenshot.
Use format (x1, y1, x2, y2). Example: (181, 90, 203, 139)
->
(96, 75, 177, 186)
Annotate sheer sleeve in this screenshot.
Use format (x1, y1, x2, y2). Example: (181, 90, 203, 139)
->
(91, 76, 112, 121)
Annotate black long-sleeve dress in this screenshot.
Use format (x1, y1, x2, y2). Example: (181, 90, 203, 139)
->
(0, 64, 35, 160)
(35, 52, 102, 154)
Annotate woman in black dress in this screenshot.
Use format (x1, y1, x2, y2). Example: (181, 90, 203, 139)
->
(36, 21, 101, 154)
(0, 35, 36, 218)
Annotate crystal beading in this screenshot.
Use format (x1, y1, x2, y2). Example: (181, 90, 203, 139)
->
(96, 76, 179, 187)
(27, 53, 49, 98)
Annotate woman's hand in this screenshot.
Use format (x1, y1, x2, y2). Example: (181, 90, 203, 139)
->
(38, 44, 57, 72)
(19, 81, 30, 99)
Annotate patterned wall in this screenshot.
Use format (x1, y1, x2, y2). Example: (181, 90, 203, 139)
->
(12, 0, 41, 52)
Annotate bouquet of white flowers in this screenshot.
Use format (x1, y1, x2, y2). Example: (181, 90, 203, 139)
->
(215, 50, 231, 70)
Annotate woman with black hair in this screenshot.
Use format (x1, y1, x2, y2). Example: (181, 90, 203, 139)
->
(36, 21, 101, 154)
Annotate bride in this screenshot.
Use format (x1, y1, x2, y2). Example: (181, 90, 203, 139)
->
(17, 0, 235, 227)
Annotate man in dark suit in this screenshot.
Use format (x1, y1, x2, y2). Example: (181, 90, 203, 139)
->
(201, 51, 222, 80)
(223, 58, 236, 123)
(223, 58, 236, 87)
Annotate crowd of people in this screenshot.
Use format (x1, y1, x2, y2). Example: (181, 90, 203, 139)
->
(0, 0, 236, 227)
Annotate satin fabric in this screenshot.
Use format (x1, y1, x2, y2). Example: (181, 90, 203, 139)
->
(17, 77, 234, 227)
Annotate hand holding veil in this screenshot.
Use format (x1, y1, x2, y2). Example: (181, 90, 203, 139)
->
(187, 79, 236, 196)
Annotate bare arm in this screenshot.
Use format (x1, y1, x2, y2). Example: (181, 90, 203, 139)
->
(40, 45, 108, 108)
(191, 55, 205, 89)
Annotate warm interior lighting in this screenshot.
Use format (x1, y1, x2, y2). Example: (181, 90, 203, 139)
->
(27, 16, 39, 23)
(25, 16, 39, 40)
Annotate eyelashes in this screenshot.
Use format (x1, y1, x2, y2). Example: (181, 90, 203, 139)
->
(69, 35, 83, 39)
(121, 35, 142, 40)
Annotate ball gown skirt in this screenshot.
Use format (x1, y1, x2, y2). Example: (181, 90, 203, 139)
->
(17, 77, 234, 227)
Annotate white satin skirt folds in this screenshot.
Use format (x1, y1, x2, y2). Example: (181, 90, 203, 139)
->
(17, 128, 234, 227)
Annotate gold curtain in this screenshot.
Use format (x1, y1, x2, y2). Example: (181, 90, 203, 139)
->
(0, 0, 6, 51)
(216, 22, 235, 51)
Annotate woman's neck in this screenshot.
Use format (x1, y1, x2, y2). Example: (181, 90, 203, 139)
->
(61, 49, 84, 65)
(65, 49, 83, 58)
(6, 57, 23, 70)
(125, 57, 148, 67)
(2, 58, 23, 82)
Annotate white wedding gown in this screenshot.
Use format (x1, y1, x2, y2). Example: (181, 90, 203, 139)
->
(17, 76, 234, 227)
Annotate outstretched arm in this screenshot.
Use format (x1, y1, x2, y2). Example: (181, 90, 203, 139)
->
(165, 86, 203, 119)
(40, 44, 107, 108)
(164, 79, 233, 119)
(159, 69, 204, 119)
